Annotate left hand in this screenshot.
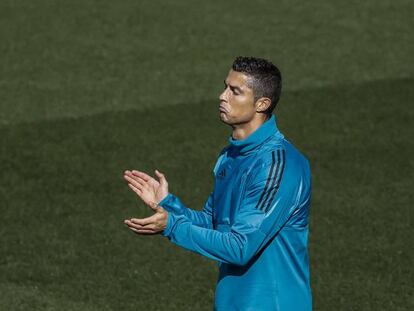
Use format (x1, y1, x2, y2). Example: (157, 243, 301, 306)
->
(123, 169, 169, 206)
(124, 201, 169, 235)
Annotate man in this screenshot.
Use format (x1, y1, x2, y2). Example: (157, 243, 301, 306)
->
(124, 56, 312, 310)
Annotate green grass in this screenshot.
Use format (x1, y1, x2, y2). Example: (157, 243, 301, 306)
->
(0, 0, 413, 310)
(0, 0, 413, 124)
(1, 77, 413, 310)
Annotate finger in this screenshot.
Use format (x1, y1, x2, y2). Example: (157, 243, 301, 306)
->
(125, 221, 156, 232)
(155, 169, 168, 186)
(125, 219, 156, 229)
(136, 229, 157, 235)
(124, 175, 146, 189)
(124, 173, 147, 186)
(130, 171, 160, 189)
(148, 201, 158, 211)
(128, 227, 156, 235)
(134, 223, 157, 230)
(125, 220, 145, 230)
(128, 226, 139, 233)
(129, 215, 157, 226)
(131, 170, 153, 182)
(149, 201, 164, 213)
(154, 169, 164, 177)
(127, 183, 142, 196)
(125, 178, 147, 195)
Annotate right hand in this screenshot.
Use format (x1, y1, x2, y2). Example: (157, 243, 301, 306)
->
(123, 169, 169, 206)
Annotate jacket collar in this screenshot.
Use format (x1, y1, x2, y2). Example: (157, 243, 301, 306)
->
(228, 114, 282, 156)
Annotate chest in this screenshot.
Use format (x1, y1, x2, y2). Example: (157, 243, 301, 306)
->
(212, 155, 256, 228)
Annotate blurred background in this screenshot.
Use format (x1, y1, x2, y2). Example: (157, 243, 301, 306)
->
(0, 0, 412, 310)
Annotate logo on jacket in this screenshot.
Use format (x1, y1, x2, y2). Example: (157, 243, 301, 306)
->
(218, 168, 226, 179)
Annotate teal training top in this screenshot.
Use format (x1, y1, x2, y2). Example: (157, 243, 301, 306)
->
(160, 114, 312, 311)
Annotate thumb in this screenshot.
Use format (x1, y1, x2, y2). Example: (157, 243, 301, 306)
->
(149, 201, 163, 213)
(155, 169, 167, 185)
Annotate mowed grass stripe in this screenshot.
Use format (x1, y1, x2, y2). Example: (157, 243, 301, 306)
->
(0, 78, 413, 310)
(1, 0, 413, 124)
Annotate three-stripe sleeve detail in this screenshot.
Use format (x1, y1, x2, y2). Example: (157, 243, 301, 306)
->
(262, 149, 286, 213)
(254, 151, 278, 211)
(251, 149, 286, 213)
(259, 149, 281, 212)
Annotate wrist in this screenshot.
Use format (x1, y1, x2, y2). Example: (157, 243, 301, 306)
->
(158, 193, 172, 205)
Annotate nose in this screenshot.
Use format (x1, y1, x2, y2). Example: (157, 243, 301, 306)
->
(219, 88, 228, 102)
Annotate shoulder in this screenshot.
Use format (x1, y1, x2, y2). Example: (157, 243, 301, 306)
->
(247, 139, 310, 185)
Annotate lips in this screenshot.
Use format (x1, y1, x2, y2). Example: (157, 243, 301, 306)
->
(219, 105, 228, 113)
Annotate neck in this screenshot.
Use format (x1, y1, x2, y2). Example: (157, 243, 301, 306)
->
(231, 114, 269, 140)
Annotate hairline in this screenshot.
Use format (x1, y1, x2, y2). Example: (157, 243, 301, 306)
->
(237, 71, 268, 103)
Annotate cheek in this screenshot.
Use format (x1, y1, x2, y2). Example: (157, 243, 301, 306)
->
(231, 96, 253, 112)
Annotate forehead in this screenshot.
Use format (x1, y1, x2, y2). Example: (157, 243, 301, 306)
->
(225, 69, 252, 89)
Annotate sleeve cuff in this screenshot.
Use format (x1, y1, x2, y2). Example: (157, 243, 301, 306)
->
(159, 193, 174, 206)
(162, 211, 176, 237)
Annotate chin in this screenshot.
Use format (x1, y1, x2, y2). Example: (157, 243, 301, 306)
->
(219, 115, 239, 127)
(219, 111, 229, 119)
(219, 114, 230, 124)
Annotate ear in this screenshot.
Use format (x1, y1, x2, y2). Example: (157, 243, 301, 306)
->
(255, 97, 272, 113)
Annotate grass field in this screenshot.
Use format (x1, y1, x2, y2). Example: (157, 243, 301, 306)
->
(1, 0, 413, 310)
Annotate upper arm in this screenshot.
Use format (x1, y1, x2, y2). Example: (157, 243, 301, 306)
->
(231, 148, 309, 259)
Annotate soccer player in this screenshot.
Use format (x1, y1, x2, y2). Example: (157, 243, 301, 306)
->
(123, 56, 312, 311)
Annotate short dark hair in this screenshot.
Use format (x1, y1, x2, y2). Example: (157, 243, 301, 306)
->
(232, 56, 282, 116)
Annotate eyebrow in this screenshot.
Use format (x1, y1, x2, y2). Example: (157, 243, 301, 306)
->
(224, 80, 243, 93)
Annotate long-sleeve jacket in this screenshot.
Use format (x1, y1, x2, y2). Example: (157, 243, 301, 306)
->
(160, 114, 312, 311)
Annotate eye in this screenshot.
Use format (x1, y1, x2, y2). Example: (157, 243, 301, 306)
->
(230, 87, 239, 95)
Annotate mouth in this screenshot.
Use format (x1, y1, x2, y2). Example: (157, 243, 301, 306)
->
(219, 105, 228, 113)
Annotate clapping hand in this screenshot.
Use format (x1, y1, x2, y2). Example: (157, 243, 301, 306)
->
(124, 201, 168, 235)
(123, 169, 169, 205)
(123, 169, 170, 235)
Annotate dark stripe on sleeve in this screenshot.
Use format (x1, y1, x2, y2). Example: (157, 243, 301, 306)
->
(263, 149, 286, 213)
(259, 149, 281, 211)
(254, 151, 277, 210)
